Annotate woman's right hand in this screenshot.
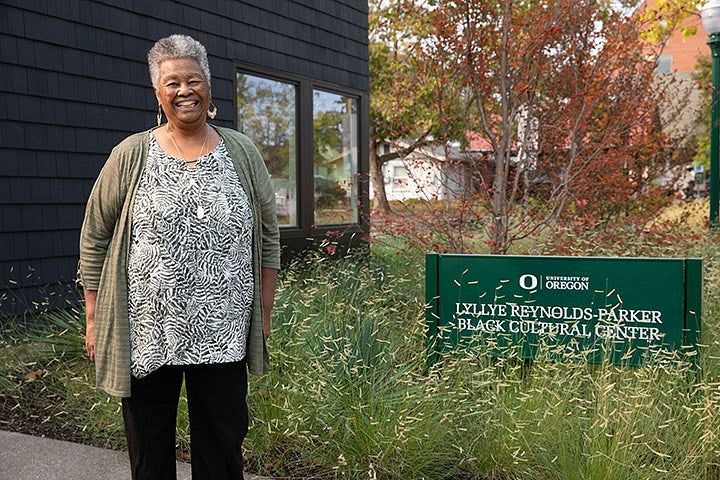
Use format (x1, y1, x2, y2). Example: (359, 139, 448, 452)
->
(84, 290, 98, 362)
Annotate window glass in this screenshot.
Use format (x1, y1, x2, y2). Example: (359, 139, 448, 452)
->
(655, 54, 672, 74)
(236, 73, 297, 227)
(313, 90, 358, 225)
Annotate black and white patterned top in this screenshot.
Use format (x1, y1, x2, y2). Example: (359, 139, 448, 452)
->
(127, 135, 254, 379)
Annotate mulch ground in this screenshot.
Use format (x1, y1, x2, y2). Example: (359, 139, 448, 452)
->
(0, 394, 95, 445)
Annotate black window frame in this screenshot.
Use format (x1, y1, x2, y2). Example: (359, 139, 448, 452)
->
(234, 62, 370, 256)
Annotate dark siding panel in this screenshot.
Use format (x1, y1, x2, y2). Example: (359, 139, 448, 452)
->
(2, 177, 88, 208)
(0, 205, 23, 232)
(1, 6, 26, 37)
(2, 63, 28, 94)
(1, 230, 79, 261)
(0, 150, 102, 180)
(1, 256, 82, 314)
(0, 178, 12, 204)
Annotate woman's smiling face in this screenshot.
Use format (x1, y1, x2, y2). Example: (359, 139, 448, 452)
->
(155, 57, 210, 129)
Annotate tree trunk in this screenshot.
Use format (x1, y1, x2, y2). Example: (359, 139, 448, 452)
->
(369, 123, 392, 215)
(491, 153, 509, 255)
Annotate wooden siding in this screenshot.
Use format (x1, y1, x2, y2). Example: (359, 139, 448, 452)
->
(0, 0, 369, 314)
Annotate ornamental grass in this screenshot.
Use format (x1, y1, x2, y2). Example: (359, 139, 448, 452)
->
(2, 211, 720, 479)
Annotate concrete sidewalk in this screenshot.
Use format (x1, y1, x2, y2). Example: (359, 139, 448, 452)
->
(0, 430, 266, 480)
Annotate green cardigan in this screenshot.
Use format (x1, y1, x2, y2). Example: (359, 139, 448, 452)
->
(79, 126, 281, 397)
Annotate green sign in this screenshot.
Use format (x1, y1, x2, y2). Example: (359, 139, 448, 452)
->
(426, 254, 702, 366)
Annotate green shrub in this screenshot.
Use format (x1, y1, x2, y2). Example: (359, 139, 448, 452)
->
(241, 240, 720, 479)
(2, 226, 720, 479)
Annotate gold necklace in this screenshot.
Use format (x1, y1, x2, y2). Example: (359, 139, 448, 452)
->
(167, 126, 211, 219)
(167, 126, 210, 163)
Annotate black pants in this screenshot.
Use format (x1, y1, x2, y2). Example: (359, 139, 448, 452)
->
(122, 361, 248, 480)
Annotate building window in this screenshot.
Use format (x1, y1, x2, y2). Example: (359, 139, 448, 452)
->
(393, 165, 408, 179)
(313, 90, 359, 225)
(655, 54, 672, 74)
(236, 66, 364, 239)
(236, 72, 298, 227)
(393, 164, 409, 191)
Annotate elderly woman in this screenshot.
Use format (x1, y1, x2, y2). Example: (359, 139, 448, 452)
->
(78, 34, 280, 480)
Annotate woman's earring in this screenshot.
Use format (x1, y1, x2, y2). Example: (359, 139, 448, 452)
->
(156, 105, 163, 126)
(207, 102, 218, 120)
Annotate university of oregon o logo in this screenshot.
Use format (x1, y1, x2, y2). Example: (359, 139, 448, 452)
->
(519, 274, 589, 291)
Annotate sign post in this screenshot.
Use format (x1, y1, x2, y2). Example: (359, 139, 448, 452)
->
(426, 254, 702, 366)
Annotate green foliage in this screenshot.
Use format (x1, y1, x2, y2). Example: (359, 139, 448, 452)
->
(3, 224, 720, 478)
(0, 319, 125, 449)
(639, 0, 703, 43)
(29, 306, 87, 361)
(370, 0, 689, 255)
(244, 252, 448, 479)
(243, 229, 720, 479)
(369, 0, 442, 142)
(693, 54, 711, 171)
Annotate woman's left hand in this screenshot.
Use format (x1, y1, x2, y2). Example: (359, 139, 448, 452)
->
(263, 312, 271, 340)
(84, 290, 98, 362)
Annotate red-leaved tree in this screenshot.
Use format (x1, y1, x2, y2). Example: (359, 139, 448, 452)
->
(371, 0, 694, 255)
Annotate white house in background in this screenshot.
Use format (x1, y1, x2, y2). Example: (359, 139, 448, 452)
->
(377, 141, 456, 202)
(372, 134, 498, 202)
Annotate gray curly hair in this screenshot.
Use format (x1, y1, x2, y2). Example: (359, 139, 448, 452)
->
(147, 34, 211, 89)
